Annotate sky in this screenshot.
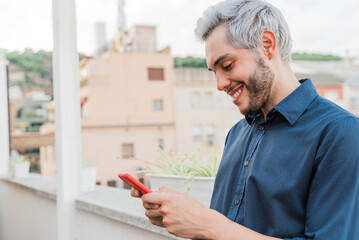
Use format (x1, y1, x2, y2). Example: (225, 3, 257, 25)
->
(0, 0, 358, 58)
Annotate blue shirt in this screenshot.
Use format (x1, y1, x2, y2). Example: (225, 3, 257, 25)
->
(210, 79, 359, 239)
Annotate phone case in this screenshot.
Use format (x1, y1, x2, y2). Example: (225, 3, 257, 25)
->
(118, 173, 152, 194)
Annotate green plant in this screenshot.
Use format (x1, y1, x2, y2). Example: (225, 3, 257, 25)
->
(9, 151, 29, 163)
(146, 149, 221, 177)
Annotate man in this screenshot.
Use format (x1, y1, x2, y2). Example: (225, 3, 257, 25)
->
(131, 0, 359, 239)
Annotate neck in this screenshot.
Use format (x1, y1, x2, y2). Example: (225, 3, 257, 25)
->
(261, 61, 299, 119)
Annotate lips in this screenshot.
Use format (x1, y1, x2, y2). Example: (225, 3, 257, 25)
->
(227, 84, 244, 103)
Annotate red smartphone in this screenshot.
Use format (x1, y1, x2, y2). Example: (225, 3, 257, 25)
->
(118, 173, 152, 194)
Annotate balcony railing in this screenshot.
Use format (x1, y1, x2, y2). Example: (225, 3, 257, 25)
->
(0, 173, 181, 240)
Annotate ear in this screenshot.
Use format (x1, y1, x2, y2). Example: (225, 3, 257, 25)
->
(261, 30, 276, 60)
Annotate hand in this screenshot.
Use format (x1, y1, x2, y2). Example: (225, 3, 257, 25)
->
(130, 188, 142, 198)
(141, 186, 221, 239)
(130, 188, 161, 222)
(132, 188, 282, 240)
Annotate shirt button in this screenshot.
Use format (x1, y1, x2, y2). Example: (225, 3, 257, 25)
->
(259, 125, 265, 131)
(234, 199, 240, 205)
(244, 161, 249, 166)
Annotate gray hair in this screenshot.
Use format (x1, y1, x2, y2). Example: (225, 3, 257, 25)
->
(194, 0, 292, 63)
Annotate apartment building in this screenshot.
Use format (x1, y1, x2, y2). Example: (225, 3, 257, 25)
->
(40, 26, 176, 186)
(174, 67, 243, 154)
(291, 60, 359, 114)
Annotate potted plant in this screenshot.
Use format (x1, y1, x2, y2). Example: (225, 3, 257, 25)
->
(81, 157, 98, 192)
(145, 149, 221, 207)
(9, 151, 31, 178)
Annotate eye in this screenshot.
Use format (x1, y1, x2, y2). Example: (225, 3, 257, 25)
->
(223, 63, 233, 71)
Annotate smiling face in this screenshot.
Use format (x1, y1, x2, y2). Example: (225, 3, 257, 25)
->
(205, 24, 275, 116)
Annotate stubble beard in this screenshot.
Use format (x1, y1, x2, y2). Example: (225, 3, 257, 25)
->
(240, 58, 274, 116)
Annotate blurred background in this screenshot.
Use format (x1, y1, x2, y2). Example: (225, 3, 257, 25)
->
(1, 0, 359, 188)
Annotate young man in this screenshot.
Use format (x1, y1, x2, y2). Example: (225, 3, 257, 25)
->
(131, 0, 359, 239)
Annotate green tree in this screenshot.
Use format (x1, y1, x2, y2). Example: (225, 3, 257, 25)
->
(291, 52, 343, 61)
(174, 56, 208, 68)
(174, 53, 343, 69)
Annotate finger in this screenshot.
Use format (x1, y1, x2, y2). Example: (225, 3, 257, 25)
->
(143, 201, 160, 210)
(158, 186, 182, 194)
(130, 188, 141, 198)
(145, 209, 163, 219)
(142, 192, 167, 205)
(148, 217, 165, 228)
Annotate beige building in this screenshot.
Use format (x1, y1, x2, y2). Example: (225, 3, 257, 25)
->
(174, 67, 243, 154)
(291, 60, 359, 115)
(40, 26, 176, 186)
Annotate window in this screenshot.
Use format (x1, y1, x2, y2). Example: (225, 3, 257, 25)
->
(190, 91, 200, 109)
(153, 99, 163, 111)
(122, 143, 134, 158)
(107, 180, 117, 187)
(192, 125, 202, 141)
(206, 125, 216, 146)
(203, 92, 214, 108)
(148, 68, 164, 80)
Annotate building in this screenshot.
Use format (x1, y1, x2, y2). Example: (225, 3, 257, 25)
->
(40, 25, 176, 186)
(8, 63, 25, 83)
(15, 98, 50, 133)
(174, 67, 243, 154)
(292, 60, 359, 114)
(124, 25, 157, 53)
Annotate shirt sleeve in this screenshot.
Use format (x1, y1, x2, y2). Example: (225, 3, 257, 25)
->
(285, 116, 359, 240)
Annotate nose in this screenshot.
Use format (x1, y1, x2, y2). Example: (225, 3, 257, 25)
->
(216, 74, 231, 91)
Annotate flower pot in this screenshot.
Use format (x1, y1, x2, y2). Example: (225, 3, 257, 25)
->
(81, 167, 97, 192)
(147, 173, 215, 207)
(10, 161, 30, 178)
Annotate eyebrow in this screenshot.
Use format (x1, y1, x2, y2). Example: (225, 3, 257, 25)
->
(208, 53, 230, 71)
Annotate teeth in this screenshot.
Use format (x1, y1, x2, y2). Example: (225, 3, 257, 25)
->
(231, 89, 242, 99)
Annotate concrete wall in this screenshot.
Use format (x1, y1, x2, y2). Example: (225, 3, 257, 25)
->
(76, 210, 172, 240)
(0, 174, 179, 240)
(0, 179, 57, 240)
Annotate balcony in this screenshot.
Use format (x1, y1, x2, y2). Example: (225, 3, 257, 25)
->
(0, 173, 180, 240)
(0, 1, 182, 239)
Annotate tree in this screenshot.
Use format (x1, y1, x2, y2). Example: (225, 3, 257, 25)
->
(291, 52, 343, 61)
(174, 56, 207, 68)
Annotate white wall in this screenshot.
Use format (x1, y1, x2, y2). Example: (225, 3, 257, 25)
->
(0, 176, 178, 240)
(76, 210, 173, 240)
(0, 180, 57, 240)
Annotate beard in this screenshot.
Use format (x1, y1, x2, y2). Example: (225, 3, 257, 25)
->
(240, 57, 274, 116)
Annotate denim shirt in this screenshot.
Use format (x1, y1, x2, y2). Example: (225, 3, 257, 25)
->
(210, 79, 359, 239)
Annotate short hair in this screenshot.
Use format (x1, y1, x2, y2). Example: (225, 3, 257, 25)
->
(194, 0, 292, 63)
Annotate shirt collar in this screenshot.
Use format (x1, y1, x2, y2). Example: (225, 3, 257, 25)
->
(245, 79, 318, 125)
